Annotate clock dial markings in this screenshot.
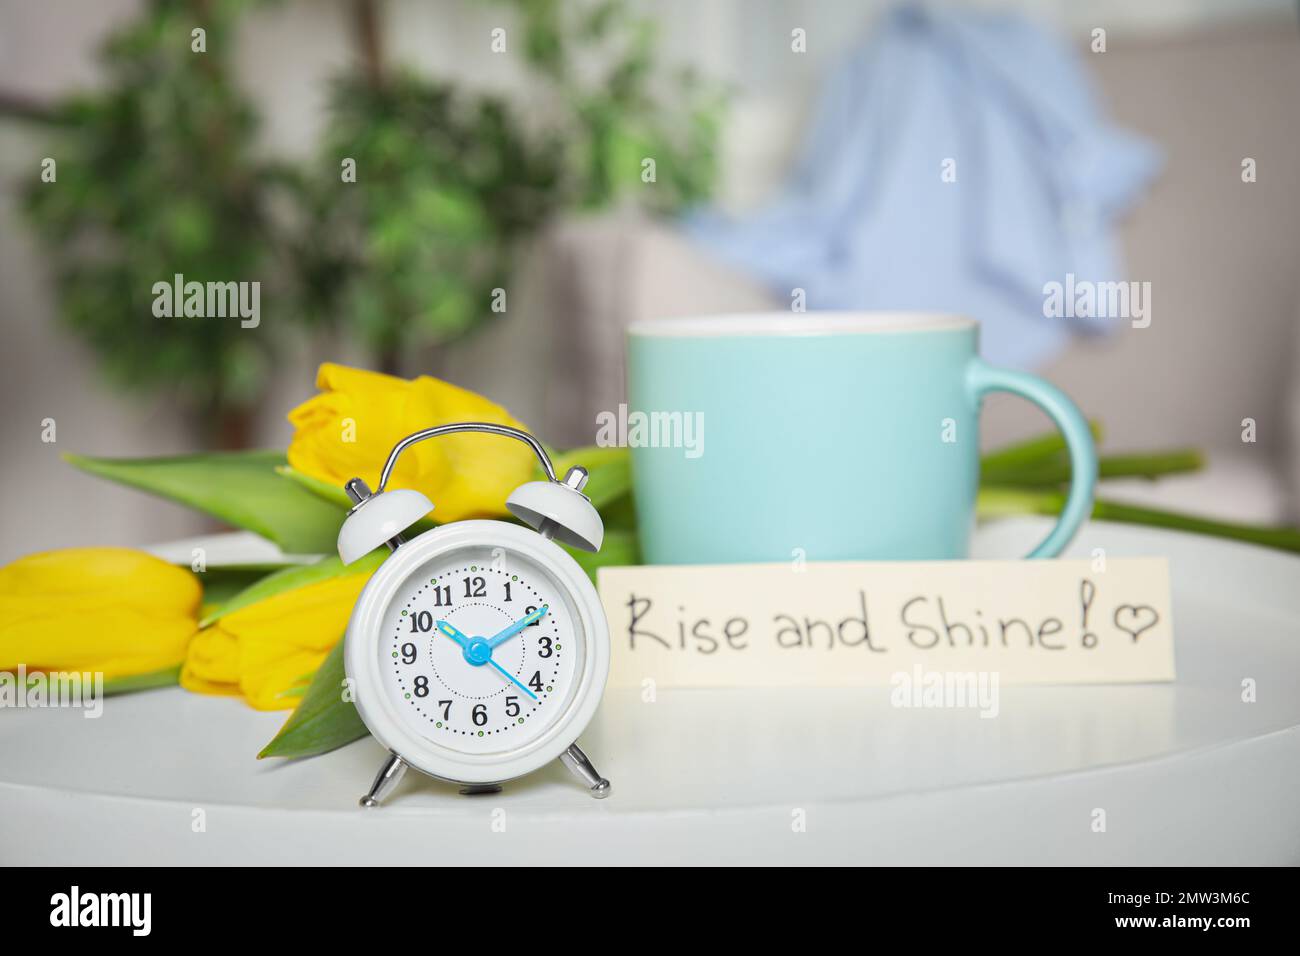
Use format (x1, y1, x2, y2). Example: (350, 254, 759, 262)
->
(380, 551, 575, 753)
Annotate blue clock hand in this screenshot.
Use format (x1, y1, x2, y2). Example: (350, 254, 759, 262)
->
(486, 605, 549, 649)
(486, 657, 538, 701)
(435, 620, 470, 649)
(438, 621, 537, 701)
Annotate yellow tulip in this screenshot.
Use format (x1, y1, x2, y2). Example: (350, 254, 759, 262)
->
(287, 362, 535, 522)
(0, 548, 199, 680)
(181, 569, 372, 710)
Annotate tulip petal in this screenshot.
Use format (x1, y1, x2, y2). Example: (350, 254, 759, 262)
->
(0, 548, 200, 681)
(286, 362, 536, 522)
(183, 624, 240, 684)
(183, 562, 374, 710)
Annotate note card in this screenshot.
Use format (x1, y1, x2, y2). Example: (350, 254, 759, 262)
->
(597, 559, 1174, 687)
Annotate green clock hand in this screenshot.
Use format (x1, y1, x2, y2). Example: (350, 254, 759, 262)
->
(486, 605, 549, 649)
(486, 658, 538, 701)
(435, 620, 470, 649)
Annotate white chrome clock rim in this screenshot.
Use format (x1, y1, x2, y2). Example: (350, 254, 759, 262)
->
(344, 520, 609, 785)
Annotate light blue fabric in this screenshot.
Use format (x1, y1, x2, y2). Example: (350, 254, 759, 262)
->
(683, 3, 1162, 369)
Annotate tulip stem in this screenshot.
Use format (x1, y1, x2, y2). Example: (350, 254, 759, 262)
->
(976, 487, 1300, 554)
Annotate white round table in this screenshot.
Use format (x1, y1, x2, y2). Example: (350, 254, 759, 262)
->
(2, 518, 1297, 864)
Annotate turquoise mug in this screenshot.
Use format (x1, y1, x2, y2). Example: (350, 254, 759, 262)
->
(626, 312, 1096, 564)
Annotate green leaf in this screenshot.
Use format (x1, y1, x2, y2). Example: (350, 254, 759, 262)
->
(275, 465, 354, 510)
(597, 492, 638, 531)
(65, 450, 345, 554)
(277, 465, 440, 536)
(562, 528, 640, 582)
(103, 665, 181, 696)
(259, 639, 369, 759)
(201, 550, 385, 627)
(550, 445, 631, 510)
(194, 567, 277, 615)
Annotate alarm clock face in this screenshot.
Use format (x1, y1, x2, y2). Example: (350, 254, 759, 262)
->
(346, 520, 608, 784)
(379, 544, 582, 754)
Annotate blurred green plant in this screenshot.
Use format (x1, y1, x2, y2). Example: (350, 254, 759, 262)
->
(8, 0, 725, 425)
(291, 0, 723, 372)
(18, 0, 282, 446)
(288, 70, 565, 371)
(510, 0, 724, 211)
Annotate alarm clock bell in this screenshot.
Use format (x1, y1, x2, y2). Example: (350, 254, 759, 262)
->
(337, 485, 434, 564)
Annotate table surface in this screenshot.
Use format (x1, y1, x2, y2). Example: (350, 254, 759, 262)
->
(2, 517, 1298, 865)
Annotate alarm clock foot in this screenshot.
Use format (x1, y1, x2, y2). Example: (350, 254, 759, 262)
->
(458, 784, 503, 796)
(359, 753, 407, 808)
(560, 743, 611, 799)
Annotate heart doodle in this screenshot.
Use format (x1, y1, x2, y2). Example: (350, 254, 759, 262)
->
(1113, 604, 1159, 642)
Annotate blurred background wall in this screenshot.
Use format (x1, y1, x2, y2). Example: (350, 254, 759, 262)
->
(2, 0, 1298, 561)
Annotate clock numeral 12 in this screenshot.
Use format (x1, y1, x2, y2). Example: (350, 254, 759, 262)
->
(463, 576, 486, 598)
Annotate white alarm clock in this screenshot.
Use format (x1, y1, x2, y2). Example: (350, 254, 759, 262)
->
(336, 422, 612, 806)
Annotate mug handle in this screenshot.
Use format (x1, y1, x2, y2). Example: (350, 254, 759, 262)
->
(967, 359, 1097, 559)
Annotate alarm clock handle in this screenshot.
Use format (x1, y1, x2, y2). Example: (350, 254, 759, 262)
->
(362, 421, 604, 552)
(376, 422, 557, 493)
(560, 743, 611, 799)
